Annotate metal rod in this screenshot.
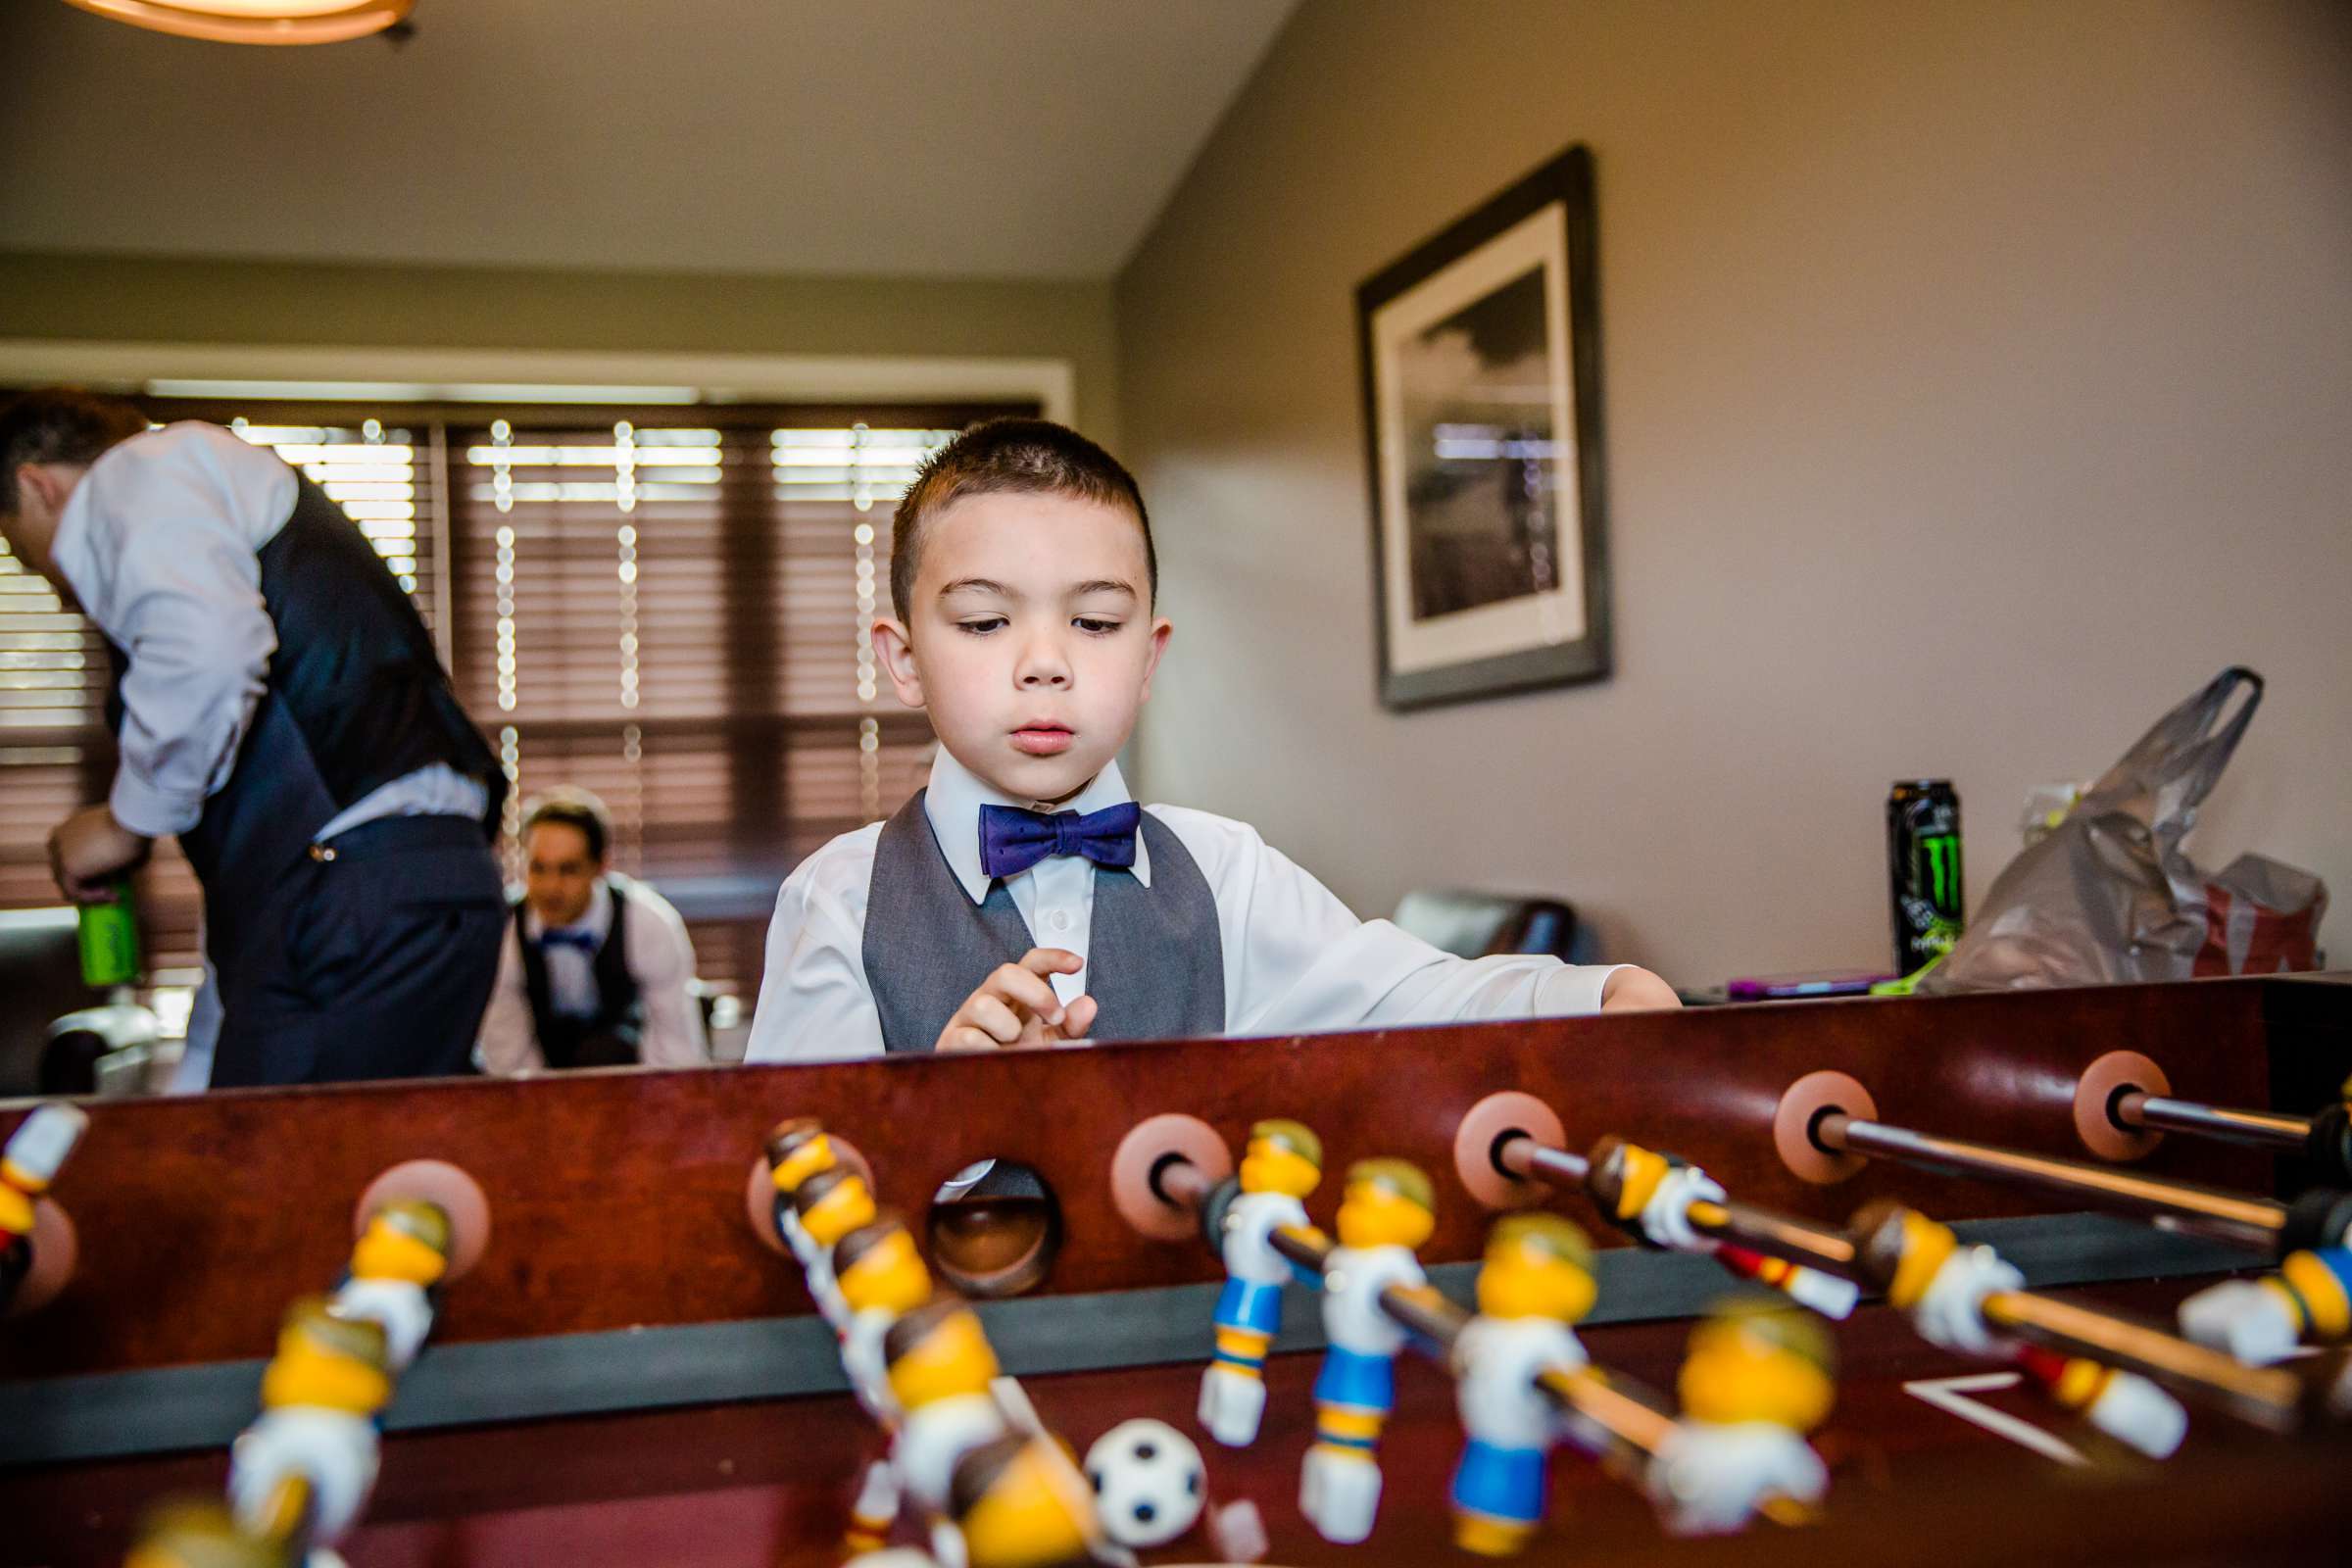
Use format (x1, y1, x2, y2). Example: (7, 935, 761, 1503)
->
(2114, 1093, 2311, 1152)
(1152, 1154, 1212, 1214)
(1497, 1136, 1590, 1185)
(1686, 1199, 1860, 1273)
(1979, 1291, 2309, 1435)
(1814, 1113, 2286, 1253)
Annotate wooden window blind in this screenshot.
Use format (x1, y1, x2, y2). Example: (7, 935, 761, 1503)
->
(0, 394, 1020, 1018)
(0, 414, 442, 989)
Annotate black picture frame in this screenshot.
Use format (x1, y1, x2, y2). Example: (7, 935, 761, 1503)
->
(1356, 144, 1611, 710)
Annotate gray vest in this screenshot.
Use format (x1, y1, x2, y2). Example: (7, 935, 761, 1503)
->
(861, 790, 1226, 1052)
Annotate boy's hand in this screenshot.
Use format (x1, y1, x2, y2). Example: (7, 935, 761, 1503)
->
(1600, 966, 1682, 1012)
(936, 948, 1100, 1052)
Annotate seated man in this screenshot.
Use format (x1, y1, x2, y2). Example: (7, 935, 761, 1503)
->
(476, 790, 708, 1072)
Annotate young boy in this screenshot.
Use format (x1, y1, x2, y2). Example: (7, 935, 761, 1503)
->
(745, 418, 1674, 1062)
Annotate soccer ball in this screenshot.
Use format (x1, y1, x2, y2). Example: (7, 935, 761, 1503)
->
(1084, 1418, 1206, 1548)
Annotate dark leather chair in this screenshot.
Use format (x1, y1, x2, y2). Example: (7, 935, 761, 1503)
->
(1392, 889, 1598, 965)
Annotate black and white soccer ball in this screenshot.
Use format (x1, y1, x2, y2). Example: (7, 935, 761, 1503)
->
(1084, 1418, 1205, 1548)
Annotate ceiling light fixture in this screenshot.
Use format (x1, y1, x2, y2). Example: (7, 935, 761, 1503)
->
(63, 0, 414, 46)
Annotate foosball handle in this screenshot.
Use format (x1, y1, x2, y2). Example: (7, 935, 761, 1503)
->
(353, 1160, 491, 1283)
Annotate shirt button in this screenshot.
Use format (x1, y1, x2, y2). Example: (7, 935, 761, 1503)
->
(1049, 908, 1071, 932)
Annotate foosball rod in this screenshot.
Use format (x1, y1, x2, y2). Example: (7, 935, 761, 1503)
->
(1152, 1155, 1684, 1471)
(1493, 1128, 2322, 1438)
(1809, 1109, 2298, 1254)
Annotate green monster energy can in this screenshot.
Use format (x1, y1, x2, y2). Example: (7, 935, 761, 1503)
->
(1887, 780, 1964, 976)
(77, 877, 142, 989)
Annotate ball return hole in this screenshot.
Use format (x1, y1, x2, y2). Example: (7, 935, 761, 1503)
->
(927, 1158, 1062, 1298)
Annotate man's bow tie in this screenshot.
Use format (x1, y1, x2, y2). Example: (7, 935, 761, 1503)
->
(977, 801, 1141, 881)
(538, 927, 599, 953)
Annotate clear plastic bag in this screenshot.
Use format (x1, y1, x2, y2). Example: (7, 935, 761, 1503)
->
(1920, 667, 2326, 994)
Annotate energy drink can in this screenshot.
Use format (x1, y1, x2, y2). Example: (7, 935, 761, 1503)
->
(1887, 781, 1963, 976)
(77, 877, 142, 989)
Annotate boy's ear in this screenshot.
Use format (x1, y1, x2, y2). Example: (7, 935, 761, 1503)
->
(1137, 615, 1173, 703)
(871, 617, 925, 710)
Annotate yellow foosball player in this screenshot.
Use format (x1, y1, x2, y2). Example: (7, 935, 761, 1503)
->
(834, 1213, 936, 1554)
(1199, 1117, 1323, 1447)
(1648, 1298, 1837, 1536)
(1298, 1157, 1436, 1544)
(123, 1501, 293, 1568)
(1, 1103, 87, 1316)
(1446, 1214, 1598, 1557)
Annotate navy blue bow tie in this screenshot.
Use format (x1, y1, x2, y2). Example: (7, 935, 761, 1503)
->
(538, 927, 599, 953)
(978, 801, 1141, 881)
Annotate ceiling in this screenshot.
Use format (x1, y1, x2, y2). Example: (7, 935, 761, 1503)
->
(0, 0, 1298, 280)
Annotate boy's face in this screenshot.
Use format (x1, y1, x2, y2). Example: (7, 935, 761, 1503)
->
(874, 491, 1170, 806)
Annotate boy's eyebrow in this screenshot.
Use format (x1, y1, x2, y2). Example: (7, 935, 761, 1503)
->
(1069, 579, 1138, 600)
(936, 577, 1015, 601)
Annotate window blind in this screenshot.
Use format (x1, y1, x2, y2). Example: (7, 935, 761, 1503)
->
(0, 396, 1017, 1013)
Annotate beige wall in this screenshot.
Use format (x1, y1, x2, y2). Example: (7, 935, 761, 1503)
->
(0, 253, 1120, 438)
(1116, 0, 2352, 981)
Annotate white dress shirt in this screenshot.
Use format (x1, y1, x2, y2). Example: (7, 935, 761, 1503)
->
(745, 750, 1624, 1062)
(476, 875, 710, 1072)
(52, 423, 490, 1092)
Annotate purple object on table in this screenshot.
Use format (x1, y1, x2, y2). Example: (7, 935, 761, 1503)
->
(1726, 968, 1894, 1001)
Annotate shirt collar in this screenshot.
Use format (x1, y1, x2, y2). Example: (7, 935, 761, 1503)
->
(922, 747, 1151, 905)
(523, 877, 613, 944)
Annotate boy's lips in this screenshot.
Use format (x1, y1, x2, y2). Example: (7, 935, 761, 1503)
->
(1010, 722, 1074, 756)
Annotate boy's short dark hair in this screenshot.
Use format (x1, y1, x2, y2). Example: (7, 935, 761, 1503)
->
(890, 416, 1154, 622)
(521, 788, 612, 864)
(0, 387, 149, 516)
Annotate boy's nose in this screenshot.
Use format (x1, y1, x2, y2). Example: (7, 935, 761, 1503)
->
(1015, 638, 1071, 688)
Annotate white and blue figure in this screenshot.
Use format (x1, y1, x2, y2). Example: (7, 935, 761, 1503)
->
(2180, 1246, 2352, 1364)
(1199, 1118, 1324, 1447)
(1298, 1158, 1436, 1544)
(1447, 1214, 1597, 1557)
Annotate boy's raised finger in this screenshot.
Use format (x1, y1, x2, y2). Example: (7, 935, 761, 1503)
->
(985, 962, 1065, 1026)
(1017, 947, 1086, 977)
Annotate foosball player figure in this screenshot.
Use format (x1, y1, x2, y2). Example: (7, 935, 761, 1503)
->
(1854, 1202, 2185, 1457)
(1199, 1116, 1324, 1447)
(1587, 1137, 1856, 1318)
(1446, 1213, 1597, 1557)
(948, 1430, 1100, 1568)
(835, 1212, 939, 1553)
(1, 1103, 86, 1304)
(793, 1162, 880, 1328)
(766, 1119, 852, 1278)
(2179, 1246, 2352, 1365)
(1299, 1157, 1437, 1544)
(124, 1501, 294, 1568)
(1649, 1298, 1835, 1536)
(330, 1199, 454, 1374)
(884, 1294, 1014, 1523)
(228, 1297, 395, 1550)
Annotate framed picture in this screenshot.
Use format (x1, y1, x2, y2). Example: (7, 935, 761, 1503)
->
(1357, 144, 1610, 710)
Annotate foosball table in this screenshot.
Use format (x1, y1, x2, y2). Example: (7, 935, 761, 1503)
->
(6, 974, 2352, 1566)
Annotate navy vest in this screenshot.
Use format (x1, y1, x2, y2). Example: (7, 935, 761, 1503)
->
(513, 877, 646, 1068)
(859, 789, 1226, 1053)
(107, 467, 503, 977)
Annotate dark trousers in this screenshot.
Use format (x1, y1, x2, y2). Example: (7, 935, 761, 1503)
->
(209, 815, 506, 1087)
